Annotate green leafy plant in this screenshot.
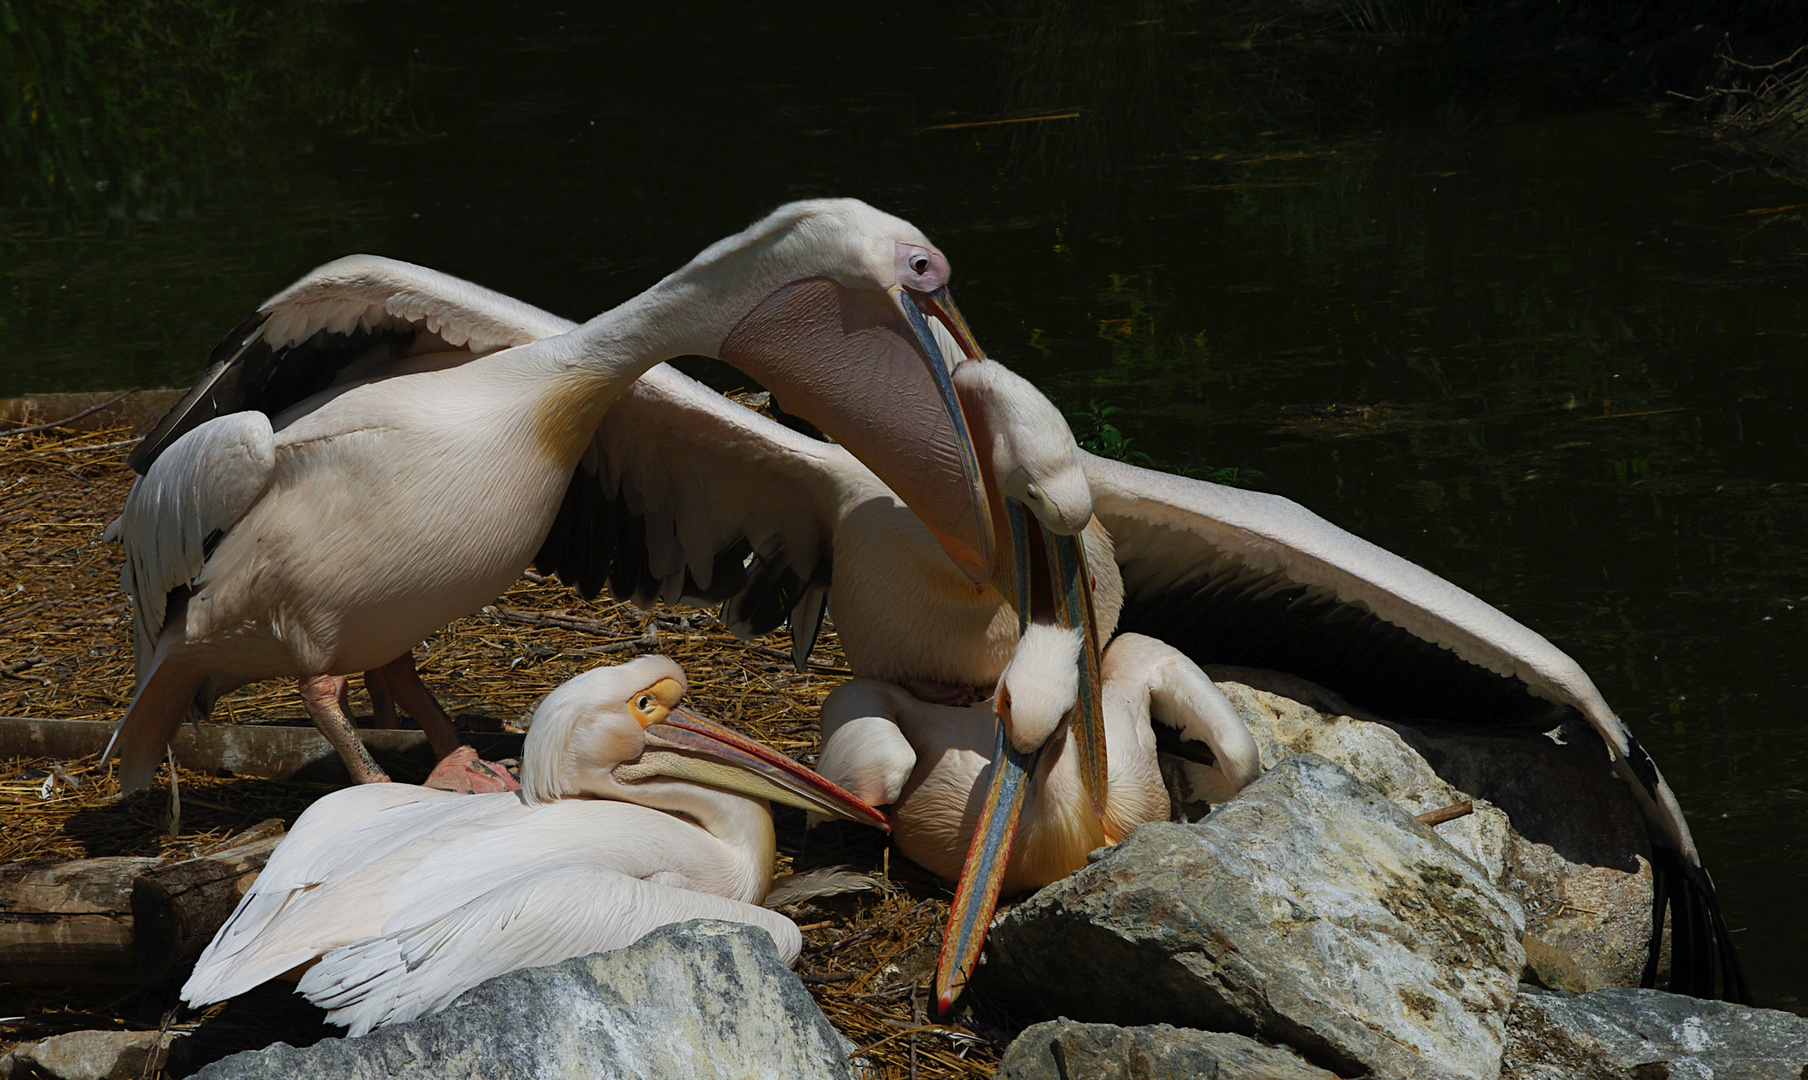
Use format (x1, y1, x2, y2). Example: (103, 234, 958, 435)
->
(1071, 400, 1153, 466)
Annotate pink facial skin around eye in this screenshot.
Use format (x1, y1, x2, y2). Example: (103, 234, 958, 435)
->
(896, 243, 951, 292)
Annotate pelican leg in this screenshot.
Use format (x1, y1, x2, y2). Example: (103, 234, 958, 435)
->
(299, 674, 390, 785)
(373, 653, 462, 759)
(364, 666, 399, 729)
(376, 653, 520, 794)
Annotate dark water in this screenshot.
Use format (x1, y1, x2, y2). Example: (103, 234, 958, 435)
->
(5, 3, 1805, 1008)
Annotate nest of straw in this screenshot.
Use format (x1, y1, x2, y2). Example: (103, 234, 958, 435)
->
(0, 418, 1003, 1079)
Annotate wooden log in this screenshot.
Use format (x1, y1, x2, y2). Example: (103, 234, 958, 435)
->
(0, 716, 523, 782)
(132, 819, 285, 984)
(0, 856, 158, 986)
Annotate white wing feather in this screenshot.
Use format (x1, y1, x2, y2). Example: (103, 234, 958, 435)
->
(253, 254, 576, 354)
(184, 786, 801, 1036)
(297, 867, 801, 1036)
(581, 364, 873, 616)
(114, 412, 275, 655)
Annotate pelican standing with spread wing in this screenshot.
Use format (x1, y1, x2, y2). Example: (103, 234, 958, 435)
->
(106, 199, 995, 792)
(180, 655, 889, 1035)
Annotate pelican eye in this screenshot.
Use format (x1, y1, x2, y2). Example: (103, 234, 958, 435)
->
(1025, 484, 1042, 504)
(911, 255, 930, 275)
(628, 686, 673, 728)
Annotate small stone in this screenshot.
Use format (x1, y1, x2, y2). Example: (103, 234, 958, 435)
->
(0, 1029, 173, 1080)
(999, 1019, 1338, 1080)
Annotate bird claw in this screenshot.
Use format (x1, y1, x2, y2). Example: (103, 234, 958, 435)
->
(424, 745, 521, 794)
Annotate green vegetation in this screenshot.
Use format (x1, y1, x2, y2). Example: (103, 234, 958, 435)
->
(0, 0, 425, 218)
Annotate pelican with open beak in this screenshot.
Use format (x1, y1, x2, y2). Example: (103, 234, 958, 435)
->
(107, 199, 996, 794)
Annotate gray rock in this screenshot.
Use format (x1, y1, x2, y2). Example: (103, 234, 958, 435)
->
(0, 1030, 173, 1080)
(1212, 680, 1517, 882)
(983, 755, 1526, 1080)
(998, 1019, 1338, 1080)
(1502, 987, 1808, 1080)
(192, 920, 852, 1080)
(1213, 680, 1656, 989)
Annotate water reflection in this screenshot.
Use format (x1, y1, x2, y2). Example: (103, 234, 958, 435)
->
(2, 0, 1805, 1009)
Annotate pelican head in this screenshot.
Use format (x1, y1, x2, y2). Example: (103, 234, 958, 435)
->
(995, 623, 1083, 756)
(931, 358, 1110, 1013)
(953, 358, 1093, 537)
(521, 655, 888, 831)
(692, 200, 995, 588)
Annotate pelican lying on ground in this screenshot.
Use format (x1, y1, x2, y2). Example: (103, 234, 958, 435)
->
(176, 258, 1746, 1003)
(180, 655, 888, 1035)
(817, 630, 1260, 1000)
(106, 198, 993, 791)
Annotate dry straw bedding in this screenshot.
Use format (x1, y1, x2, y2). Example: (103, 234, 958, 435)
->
(0, 421, 1001, 1079)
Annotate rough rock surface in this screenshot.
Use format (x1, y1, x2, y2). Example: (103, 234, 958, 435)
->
(0, 1030, 173, 1080)
(1502, 987, 1808, 1080)
(983, 755, 1527, 1080)
(998, 1019, 1338, 1080)
(1210, 679, 1516, 880)
(1505, 835, 1654, 989)
(191, 920, 852, 1080)
(1202, 679, 1654, 989)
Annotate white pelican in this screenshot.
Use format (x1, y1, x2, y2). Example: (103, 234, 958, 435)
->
(106, 199, 994, 792)
(176, 261, 1745, 1003)
(179, 655, 888, 1035)
(817, 630, 1261, 1006)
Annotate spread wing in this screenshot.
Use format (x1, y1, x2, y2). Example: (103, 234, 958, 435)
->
(1085, 451, 1748, 1000)
(535, 364, 877, 667)
(1087, 452, 1625, 742)
(129, 256, 576, 473)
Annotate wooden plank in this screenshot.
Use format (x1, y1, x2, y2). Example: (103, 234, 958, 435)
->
(0, 718, 523, 782)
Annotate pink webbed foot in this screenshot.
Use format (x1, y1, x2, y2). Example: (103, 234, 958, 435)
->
(424, 745, 521, 794)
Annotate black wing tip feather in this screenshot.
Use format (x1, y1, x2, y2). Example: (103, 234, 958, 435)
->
(534, 465, 832, 650)
(1644, 844, 1753, 1003)
(129, 309, 273, 474)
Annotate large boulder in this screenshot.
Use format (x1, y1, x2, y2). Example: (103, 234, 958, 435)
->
(998, 1019, 1338, 1080)
(983, 755, 1527, 1080)
(1502, 987, 1808, 1079)
(1205, 679, 1655, 989)
(191, 920, 853, 1080)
